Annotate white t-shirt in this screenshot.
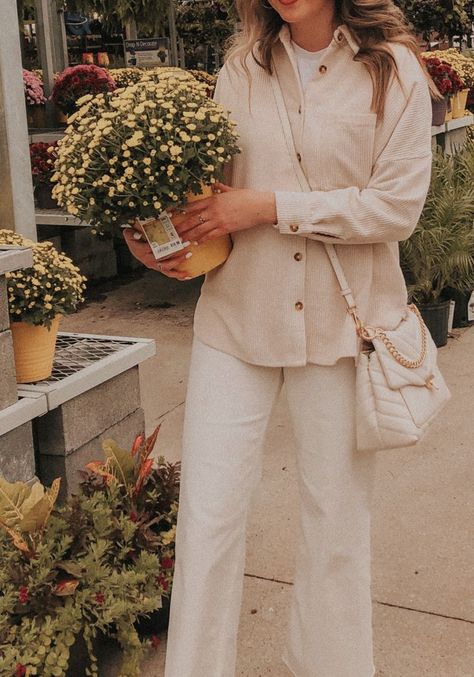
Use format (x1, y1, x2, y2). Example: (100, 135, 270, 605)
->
(291, 40, 329, 90)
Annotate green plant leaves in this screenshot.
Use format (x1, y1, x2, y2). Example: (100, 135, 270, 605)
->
(400, 140, 474, 304)
(0, 477, 60, 534)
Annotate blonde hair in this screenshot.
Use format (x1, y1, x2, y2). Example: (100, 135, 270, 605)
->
(226, 0, 440, 118)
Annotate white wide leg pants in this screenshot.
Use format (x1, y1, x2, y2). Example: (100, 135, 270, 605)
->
(164, 336, 376, 677)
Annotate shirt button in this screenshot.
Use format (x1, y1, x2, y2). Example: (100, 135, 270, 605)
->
(289, 223, 299, 232)
(296, 152, 302, 162)
(319, 64, 327, 74)
(294, 252, 303, 261)
(295, 301, 304, 311)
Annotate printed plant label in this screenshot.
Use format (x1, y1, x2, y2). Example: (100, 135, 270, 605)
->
(138, 211, 186, 260)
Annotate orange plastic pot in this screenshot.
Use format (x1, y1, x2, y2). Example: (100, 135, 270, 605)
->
(10, 316, 60, 383)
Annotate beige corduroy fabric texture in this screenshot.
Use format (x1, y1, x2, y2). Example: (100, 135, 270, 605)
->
(193, 23, 433, 367)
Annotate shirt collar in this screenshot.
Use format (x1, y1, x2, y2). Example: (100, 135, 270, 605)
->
(278, 22, 360, 56)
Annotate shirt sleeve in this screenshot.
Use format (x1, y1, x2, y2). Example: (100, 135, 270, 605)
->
(273, 63, 433, 245)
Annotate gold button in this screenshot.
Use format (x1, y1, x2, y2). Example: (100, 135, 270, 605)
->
(295, 301, 304, 311)
(289, 224, 299, 232)
(319, 64, 327, 74)
(294, 252, 303, 261)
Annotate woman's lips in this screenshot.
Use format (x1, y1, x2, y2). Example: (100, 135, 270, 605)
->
(278, 0, 299, 5)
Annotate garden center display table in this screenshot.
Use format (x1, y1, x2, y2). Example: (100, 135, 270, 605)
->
(431, 114, 474, 153)
(18, 332, 155, 499)
(0, 246, 41, 484)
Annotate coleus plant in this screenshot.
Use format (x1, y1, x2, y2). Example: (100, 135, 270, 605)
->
(0, 426, 180, 677)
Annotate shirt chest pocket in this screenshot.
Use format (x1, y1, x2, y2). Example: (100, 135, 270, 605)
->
(308, 112, 377, 190)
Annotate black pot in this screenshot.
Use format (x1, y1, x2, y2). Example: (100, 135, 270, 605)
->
(65, 633, 94, 677)
(431, 96, 448, 126)
(418, 300, 450, 347)
(135, 595, 171, 636)
(444, 288, 473, 328)
(35, 183, 58, 210)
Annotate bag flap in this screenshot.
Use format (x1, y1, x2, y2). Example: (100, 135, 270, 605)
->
(371, 307, 437, 389)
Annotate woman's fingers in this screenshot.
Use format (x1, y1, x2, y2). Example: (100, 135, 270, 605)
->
(123, 228, 192, 278)
(200, 228, 226, 243)
(179, 196, 214, 215)
(213, 182, 234, 193)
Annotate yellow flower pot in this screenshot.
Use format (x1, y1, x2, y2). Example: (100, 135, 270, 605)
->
(458, 88, 469, 114)
(10, 316, 60, 383)
(451, 91, 466, 119)
(173, 184, 232, 279)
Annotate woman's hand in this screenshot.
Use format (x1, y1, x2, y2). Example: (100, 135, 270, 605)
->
(172, 183, 277, 244)
(122, 226, 192, 281)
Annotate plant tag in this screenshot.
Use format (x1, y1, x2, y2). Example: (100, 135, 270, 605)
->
(468, 291, 474, 323)
(138, 211, 186, 260)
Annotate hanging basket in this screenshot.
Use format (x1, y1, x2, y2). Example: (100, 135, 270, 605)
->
(10, 316, 60, 383)
(172, 184, 232, 279)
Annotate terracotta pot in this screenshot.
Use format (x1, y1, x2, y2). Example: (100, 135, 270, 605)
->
(10, 316, 60, 383)
(431, 97, 448, 126)
(35, 183, 58, 210)
(172, 184, 232, 279)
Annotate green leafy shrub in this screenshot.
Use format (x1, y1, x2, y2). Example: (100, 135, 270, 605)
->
(0, 427, 180, 677)
(395, 0, 471, 40)
(401, 140, 474, 304)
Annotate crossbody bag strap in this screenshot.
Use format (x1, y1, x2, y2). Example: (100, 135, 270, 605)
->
(269, 61, 360, 323)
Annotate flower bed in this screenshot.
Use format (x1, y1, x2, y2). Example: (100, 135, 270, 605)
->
(0, 427, 179, 677)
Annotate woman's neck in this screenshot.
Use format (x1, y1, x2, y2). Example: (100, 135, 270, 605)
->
(289, 6, 339, 52)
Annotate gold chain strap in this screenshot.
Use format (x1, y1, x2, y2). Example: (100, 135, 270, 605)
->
(350, 304, 427, 369)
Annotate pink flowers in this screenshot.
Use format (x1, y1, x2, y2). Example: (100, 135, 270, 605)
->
(23, 69, 46, 106)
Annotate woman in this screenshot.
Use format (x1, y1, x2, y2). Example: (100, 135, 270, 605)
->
(125, 1, 436, 675)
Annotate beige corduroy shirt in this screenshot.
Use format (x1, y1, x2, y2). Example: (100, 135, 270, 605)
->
(193, 23, 433, 367)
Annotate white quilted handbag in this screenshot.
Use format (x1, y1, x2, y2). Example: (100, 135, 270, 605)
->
(325, 245, 451, 452)
(269, 66, 451, 452)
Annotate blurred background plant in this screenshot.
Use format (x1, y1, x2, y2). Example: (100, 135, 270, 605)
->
(400, 140, 474, 305)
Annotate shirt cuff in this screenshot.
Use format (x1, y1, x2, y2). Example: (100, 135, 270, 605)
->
(274, 191, 304, 234)
(274, 190, 344, 240)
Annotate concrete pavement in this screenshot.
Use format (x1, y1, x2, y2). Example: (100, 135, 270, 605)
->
(62, 270, 474, 676)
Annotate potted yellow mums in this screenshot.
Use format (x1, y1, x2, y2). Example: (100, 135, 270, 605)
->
(51, 69, 240, 279)
(0, 230, 86, 383)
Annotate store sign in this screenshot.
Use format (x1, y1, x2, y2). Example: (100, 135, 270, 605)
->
(123, 38, 170, 68)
